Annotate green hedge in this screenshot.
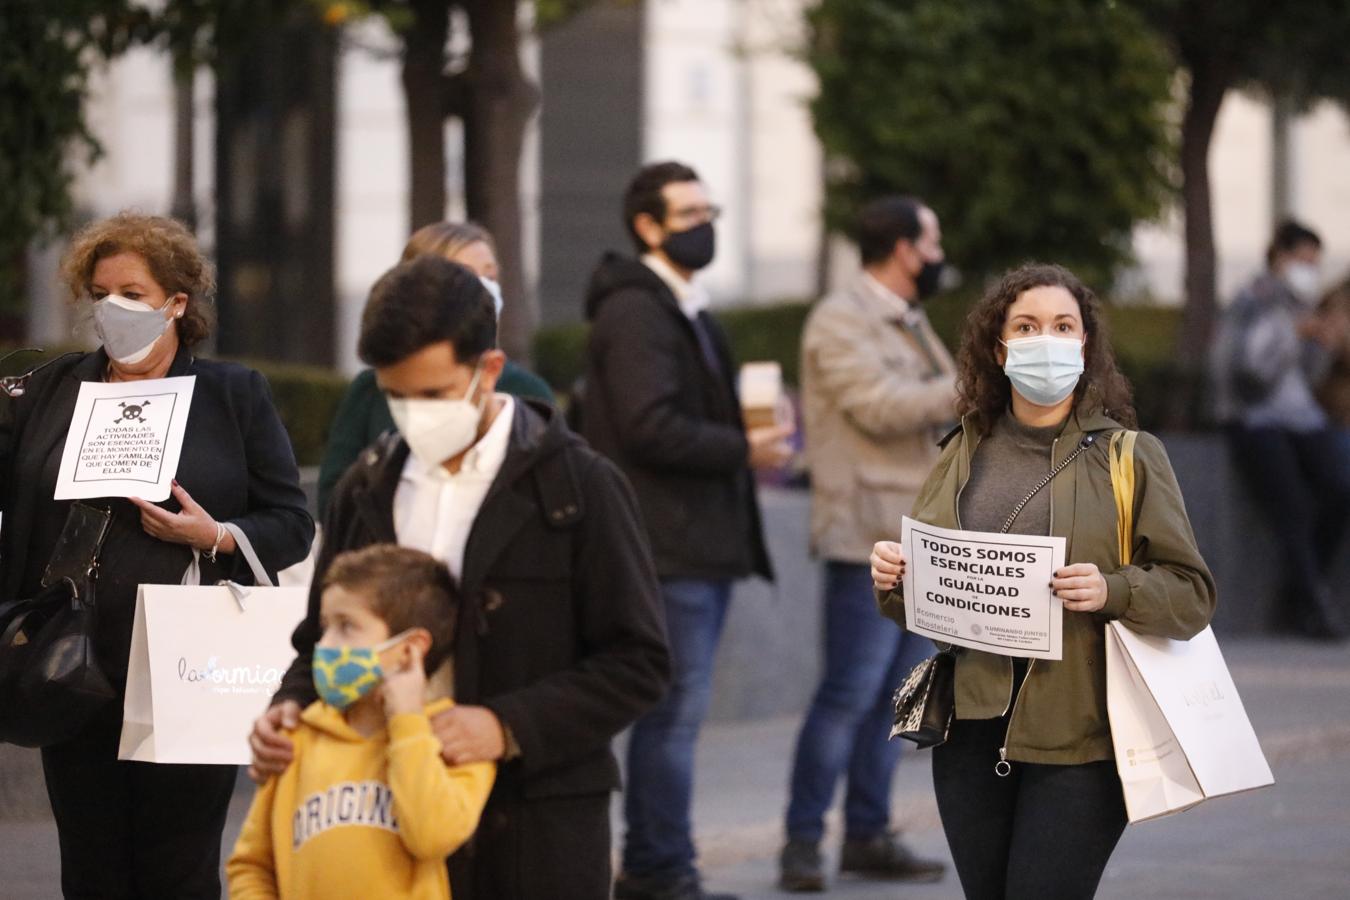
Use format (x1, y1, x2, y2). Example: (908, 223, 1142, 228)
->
(531, 296, 1186, 430)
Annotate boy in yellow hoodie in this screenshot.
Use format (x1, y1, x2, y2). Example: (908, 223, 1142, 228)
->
(228, 544, 495, 899)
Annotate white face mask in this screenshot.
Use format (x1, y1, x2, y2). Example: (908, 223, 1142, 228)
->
(1283, 262, 1321, 304)
(1001, 335, 1085, 407)
(386, 366, 485, 468)
(93, 295, 174, 365)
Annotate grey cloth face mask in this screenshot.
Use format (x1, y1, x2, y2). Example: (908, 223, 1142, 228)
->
(93, 295, 172, 365)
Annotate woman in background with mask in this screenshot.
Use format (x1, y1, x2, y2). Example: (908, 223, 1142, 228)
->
(316, 221, 553, 517)
(0, 212, 314, 898)
(869, 263, 1215, 899)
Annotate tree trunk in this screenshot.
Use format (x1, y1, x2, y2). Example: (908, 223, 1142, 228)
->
(462, 0, 541, 364)
(170, 64, 197, 231)
(1172, 57, 1229, 426)
(403, 0, 452, 234)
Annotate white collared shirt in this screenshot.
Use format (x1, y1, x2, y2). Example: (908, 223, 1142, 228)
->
(642, 252, 711, 319)
(862, 272, 921, 327)
(393, 395, 515, 580)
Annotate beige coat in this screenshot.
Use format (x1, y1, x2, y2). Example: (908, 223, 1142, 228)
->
(801, 274, 958, 562)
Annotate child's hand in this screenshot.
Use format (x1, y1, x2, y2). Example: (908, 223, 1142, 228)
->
(381, 642, 427, 718)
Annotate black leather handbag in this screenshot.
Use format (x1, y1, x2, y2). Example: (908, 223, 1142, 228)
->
(890, 648, 956, 749)
(0, 502, 117, 747)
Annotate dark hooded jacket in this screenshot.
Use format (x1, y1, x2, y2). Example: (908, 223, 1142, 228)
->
(274, 398, 669, 899)
(580, 252, 771, 581)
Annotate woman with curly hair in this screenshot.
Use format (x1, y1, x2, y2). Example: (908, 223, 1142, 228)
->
(0, 212, 314, 898)
(869, 263, 1216, 899)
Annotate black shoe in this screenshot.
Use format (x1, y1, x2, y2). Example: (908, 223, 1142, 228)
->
(839, 830, 945, 883)
(778, 839, 825, 892)
(613, 869, 739, 900)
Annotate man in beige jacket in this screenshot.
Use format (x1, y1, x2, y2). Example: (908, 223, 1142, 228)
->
(780, 196, 955, 892)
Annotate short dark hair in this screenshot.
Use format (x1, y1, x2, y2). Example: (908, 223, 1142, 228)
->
(1267, 219, 1322, 268)
(358, 255, 496, 368)
(323, 544, 459, 675)
(623, 160, 701, 252)
(856, 196, 925, 266)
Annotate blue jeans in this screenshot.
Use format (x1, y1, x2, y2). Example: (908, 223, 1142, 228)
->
(623, 578, 733, 877)
(785, 561, 934, 844)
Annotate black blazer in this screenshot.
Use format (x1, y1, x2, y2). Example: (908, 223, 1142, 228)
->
(0, 345, 315, 689)
(273, 399, 670, 898)
(580, 252, 772, 580)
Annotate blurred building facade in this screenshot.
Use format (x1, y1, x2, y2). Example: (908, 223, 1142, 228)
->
(25, 0, 1350, 371)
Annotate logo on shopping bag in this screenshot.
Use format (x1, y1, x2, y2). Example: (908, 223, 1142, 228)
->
(178, 655, 284, 696)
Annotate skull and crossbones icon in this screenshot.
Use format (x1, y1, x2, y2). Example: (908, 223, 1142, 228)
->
(115, 400, 151, 424)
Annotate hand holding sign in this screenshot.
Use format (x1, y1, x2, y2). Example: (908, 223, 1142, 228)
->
(870, 540, 906, 591)
(130, 481, 234, 555)
(1051, 562, 1108, 612)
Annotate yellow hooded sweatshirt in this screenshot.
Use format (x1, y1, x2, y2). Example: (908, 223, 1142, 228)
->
(227, 698, 495, 899)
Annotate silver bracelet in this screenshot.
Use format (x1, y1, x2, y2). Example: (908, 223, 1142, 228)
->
(207, 522, 226, 562)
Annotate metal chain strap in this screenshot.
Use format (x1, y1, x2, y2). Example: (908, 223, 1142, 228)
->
(998, 433, 1098, 534)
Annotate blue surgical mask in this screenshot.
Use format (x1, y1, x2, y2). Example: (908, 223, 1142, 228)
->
(312, 630, 413, 710)
(1001, 335, 1085, 407)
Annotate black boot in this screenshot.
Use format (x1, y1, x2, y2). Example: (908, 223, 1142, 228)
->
(838, 830, 945, 883)
(613, 869, 739, 900)
(778, 840, 825, 893)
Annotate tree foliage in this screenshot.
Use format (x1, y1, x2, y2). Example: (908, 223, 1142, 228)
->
(0, 2, 153, 318)
(809, 0, 1177, 288)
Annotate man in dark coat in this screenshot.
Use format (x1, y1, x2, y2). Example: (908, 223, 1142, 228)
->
(581, 161, 794, 900)
(250, 256, 670, 900)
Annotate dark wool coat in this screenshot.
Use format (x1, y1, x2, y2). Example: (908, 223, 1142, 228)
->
(580, 252, 772, 581)
(0, 346, 315, 690)
(274, 399, 670, 900)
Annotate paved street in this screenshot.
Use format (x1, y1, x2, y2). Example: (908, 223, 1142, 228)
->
(2, 636, 1348, 898)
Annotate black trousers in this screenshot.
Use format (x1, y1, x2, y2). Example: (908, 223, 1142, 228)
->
(39, 706, 236, 900)
(448, 782, 613, 900)
(1226, 424, 1350, 631)
(933, 716, 1127, 900)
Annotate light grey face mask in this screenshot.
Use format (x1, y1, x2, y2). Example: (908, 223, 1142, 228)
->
(93, 295, 173, 365)
(480, 276, 504, 318)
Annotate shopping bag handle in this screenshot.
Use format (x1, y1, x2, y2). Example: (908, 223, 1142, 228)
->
(181, 522, 275, 609)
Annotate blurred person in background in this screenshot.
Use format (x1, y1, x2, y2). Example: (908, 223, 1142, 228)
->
(779, 195, 952, 892)
(317, 221, 553, 517)
(1211, 220, 1350, 639)
(582, 160, 793, 900)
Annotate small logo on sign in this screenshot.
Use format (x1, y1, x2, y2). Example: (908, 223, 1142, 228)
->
(970, 623, 983, 636)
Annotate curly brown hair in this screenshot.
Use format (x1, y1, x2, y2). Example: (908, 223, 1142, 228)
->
(60, 212, 216, 347)
(954, 263, 1137, 436)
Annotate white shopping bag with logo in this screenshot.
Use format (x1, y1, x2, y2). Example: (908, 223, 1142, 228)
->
(1105, 622, 1273, 823)
(118, 525, 308, 765)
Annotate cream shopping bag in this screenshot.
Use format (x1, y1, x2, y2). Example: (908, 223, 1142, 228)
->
(1106, 622, 1273, 822)
(1103, 430, 1272, 823)
(118, 526, 309, 764)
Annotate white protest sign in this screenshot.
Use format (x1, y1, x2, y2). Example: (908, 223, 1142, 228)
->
(54, 376, 195, 502)
(901, 516, 1065, 659)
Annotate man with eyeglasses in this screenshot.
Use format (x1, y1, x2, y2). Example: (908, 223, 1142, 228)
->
(581, 161, 794, 900)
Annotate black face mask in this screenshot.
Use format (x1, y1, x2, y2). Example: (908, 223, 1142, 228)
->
(915, 259, 944, 301)
(661, 221, 716, 271)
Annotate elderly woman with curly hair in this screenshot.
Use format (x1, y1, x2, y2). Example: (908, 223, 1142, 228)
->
(0, 212, 314, 898)
(870, 263, 1216, 899)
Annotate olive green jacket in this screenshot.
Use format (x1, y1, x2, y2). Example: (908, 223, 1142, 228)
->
(877, 408, 1216, 765)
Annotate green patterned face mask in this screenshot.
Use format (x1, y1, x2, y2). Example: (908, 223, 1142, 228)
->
(312, 630, 413, 710)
